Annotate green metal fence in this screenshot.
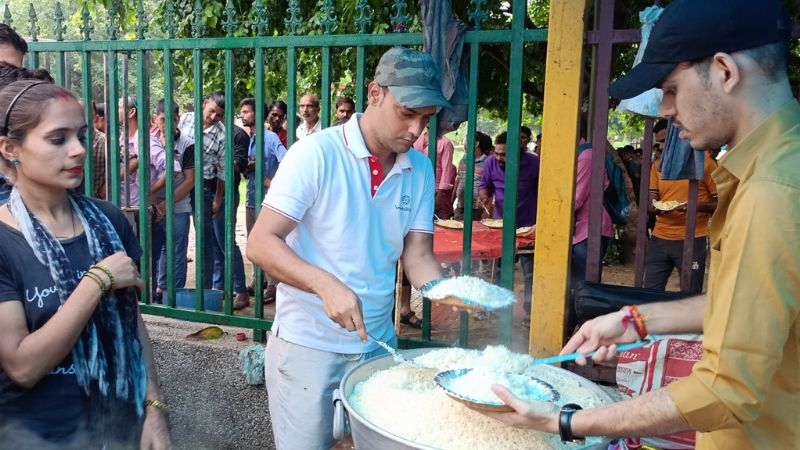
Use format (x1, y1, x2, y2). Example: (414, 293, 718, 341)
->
(16, 0, 546, 348)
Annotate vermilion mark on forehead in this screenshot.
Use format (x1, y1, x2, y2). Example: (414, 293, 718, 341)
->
(55, 90, 72, 100)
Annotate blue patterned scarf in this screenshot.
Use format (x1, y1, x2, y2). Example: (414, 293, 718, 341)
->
(7, 189, 147, 423)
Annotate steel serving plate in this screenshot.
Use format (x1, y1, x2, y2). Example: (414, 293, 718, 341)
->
(433, 368, 560, 412)
(417, 277, 516, 312)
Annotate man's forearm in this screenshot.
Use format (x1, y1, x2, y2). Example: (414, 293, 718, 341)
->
(401, 251, 442, 289)
(697, 199, 718, 213)
(173, 172, 195, 202)
(639, 294, 705, 334)
(571, 388, 689, 438)
(150, 174, 167, 196)
(137, 313, 162, 401)
(478, 189, 490, 206)
(215, 179, 225, 200)
(648, 192, 659, 215)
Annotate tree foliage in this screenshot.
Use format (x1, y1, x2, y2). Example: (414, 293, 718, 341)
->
(8, 0, 800, 133)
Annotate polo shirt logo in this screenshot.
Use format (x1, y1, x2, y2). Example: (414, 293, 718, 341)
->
(395, 194, 411, 212)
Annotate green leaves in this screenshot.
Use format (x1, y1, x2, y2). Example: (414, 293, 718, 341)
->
(186, 325, 225, 340)
(21, 0, 800, 133)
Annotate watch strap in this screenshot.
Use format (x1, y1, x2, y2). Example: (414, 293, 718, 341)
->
(558, 403, 584, 443)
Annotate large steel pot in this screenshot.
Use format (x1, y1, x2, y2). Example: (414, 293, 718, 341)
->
(334, 348, 615, 450)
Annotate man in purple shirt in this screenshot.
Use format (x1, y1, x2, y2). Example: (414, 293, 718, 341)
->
(478, 131, 540, 317)
(478, 131, 540, 227)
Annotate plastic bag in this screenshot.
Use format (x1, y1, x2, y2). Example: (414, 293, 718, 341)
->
(617, 6, 664, 118)
(617, 334, 703, 449)
(238, 344, 265, 385)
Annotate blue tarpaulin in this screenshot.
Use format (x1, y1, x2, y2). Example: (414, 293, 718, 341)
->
(421, 0, 469, 134)
(658, 121, 705, 180)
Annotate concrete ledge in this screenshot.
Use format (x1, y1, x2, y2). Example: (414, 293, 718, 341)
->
(144, 315, 275, 450)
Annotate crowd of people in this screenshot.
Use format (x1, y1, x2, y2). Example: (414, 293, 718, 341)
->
(1, 0, 799, 447)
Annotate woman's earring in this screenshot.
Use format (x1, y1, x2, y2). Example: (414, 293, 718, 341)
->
(10, 159, 20, 166)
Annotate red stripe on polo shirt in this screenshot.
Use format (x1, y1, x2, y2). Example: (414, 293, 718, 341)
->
(368, 156, 382, 197)
(342, 121, 382, 197)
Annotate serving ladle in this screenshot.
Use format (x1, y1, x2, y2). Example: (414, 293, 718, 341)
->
(367, 332, 434, 369)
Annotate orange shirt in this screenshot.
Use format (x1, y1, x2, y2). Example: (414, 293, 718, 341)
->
(649, 153, 717, 239)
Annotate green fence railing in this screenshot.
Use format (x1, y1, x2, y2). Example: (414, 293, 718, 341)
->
(17, 0, 546, 348)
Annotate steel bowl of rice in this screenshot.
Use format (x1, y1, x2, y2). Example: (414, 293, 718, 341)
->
(334, 346, 616, 449)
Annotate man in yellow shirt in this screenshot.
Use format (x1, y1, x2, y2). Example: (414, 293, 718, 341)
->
(480, 0, 799, 448)
(646, 145, 717, 293)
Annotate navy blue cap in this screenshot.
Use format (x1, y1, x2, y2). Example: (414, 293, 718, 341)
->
(609, 0, 792, 100)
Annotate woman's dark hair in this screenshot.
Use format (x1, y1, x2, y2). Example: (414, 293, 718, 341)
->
(0, 80, 76, 143)
(28, 68, 54, 83)
(475, 131, 492, 155)
(0, 62, 52, 88)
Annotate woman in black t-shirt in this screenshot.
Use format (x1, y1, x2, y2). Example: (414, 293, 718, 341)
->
(0, 80, 170, 448)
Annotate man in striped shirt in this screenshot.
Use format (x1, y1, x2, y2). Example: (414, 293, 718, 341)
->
(178, 91, 226, 288)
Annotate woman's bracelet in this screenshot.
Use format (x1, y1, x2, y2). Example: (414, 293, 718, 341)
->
(144, 399, 170, 413)
(90, 264, 115, 291)
(82, 270, 109, 296)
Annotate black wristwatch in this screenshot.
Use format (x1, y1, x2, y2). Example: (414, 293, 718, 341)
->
(558, 403, 585, 444)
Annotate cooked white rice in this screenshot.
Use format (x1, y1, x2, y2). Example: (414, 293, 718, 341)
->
(349, 346, 608, 449)
(423, 276, 516, 310)
(447, 368, 549, 404)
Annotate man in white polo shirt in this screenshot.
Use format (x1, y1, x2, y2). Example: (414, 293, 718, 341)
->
(247, 47, 450, 450)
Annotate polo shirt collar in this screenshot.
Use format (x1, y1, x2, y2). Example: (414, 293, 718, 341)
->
(343, 113, 413, 171)
(720, 99, 800, 181)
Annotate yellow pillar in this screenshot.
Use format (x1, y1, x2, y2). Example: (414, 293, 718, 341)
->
(530, 0, 587, 357)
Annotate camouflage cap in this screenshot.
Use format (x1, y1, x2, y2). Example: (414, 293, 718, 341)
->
(373, 47, 450, 109)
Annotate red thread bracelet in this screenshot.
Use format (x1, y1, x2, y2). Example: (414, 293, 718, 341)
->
(620, 308, 634, 330)
(625, 305, 648, 339)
